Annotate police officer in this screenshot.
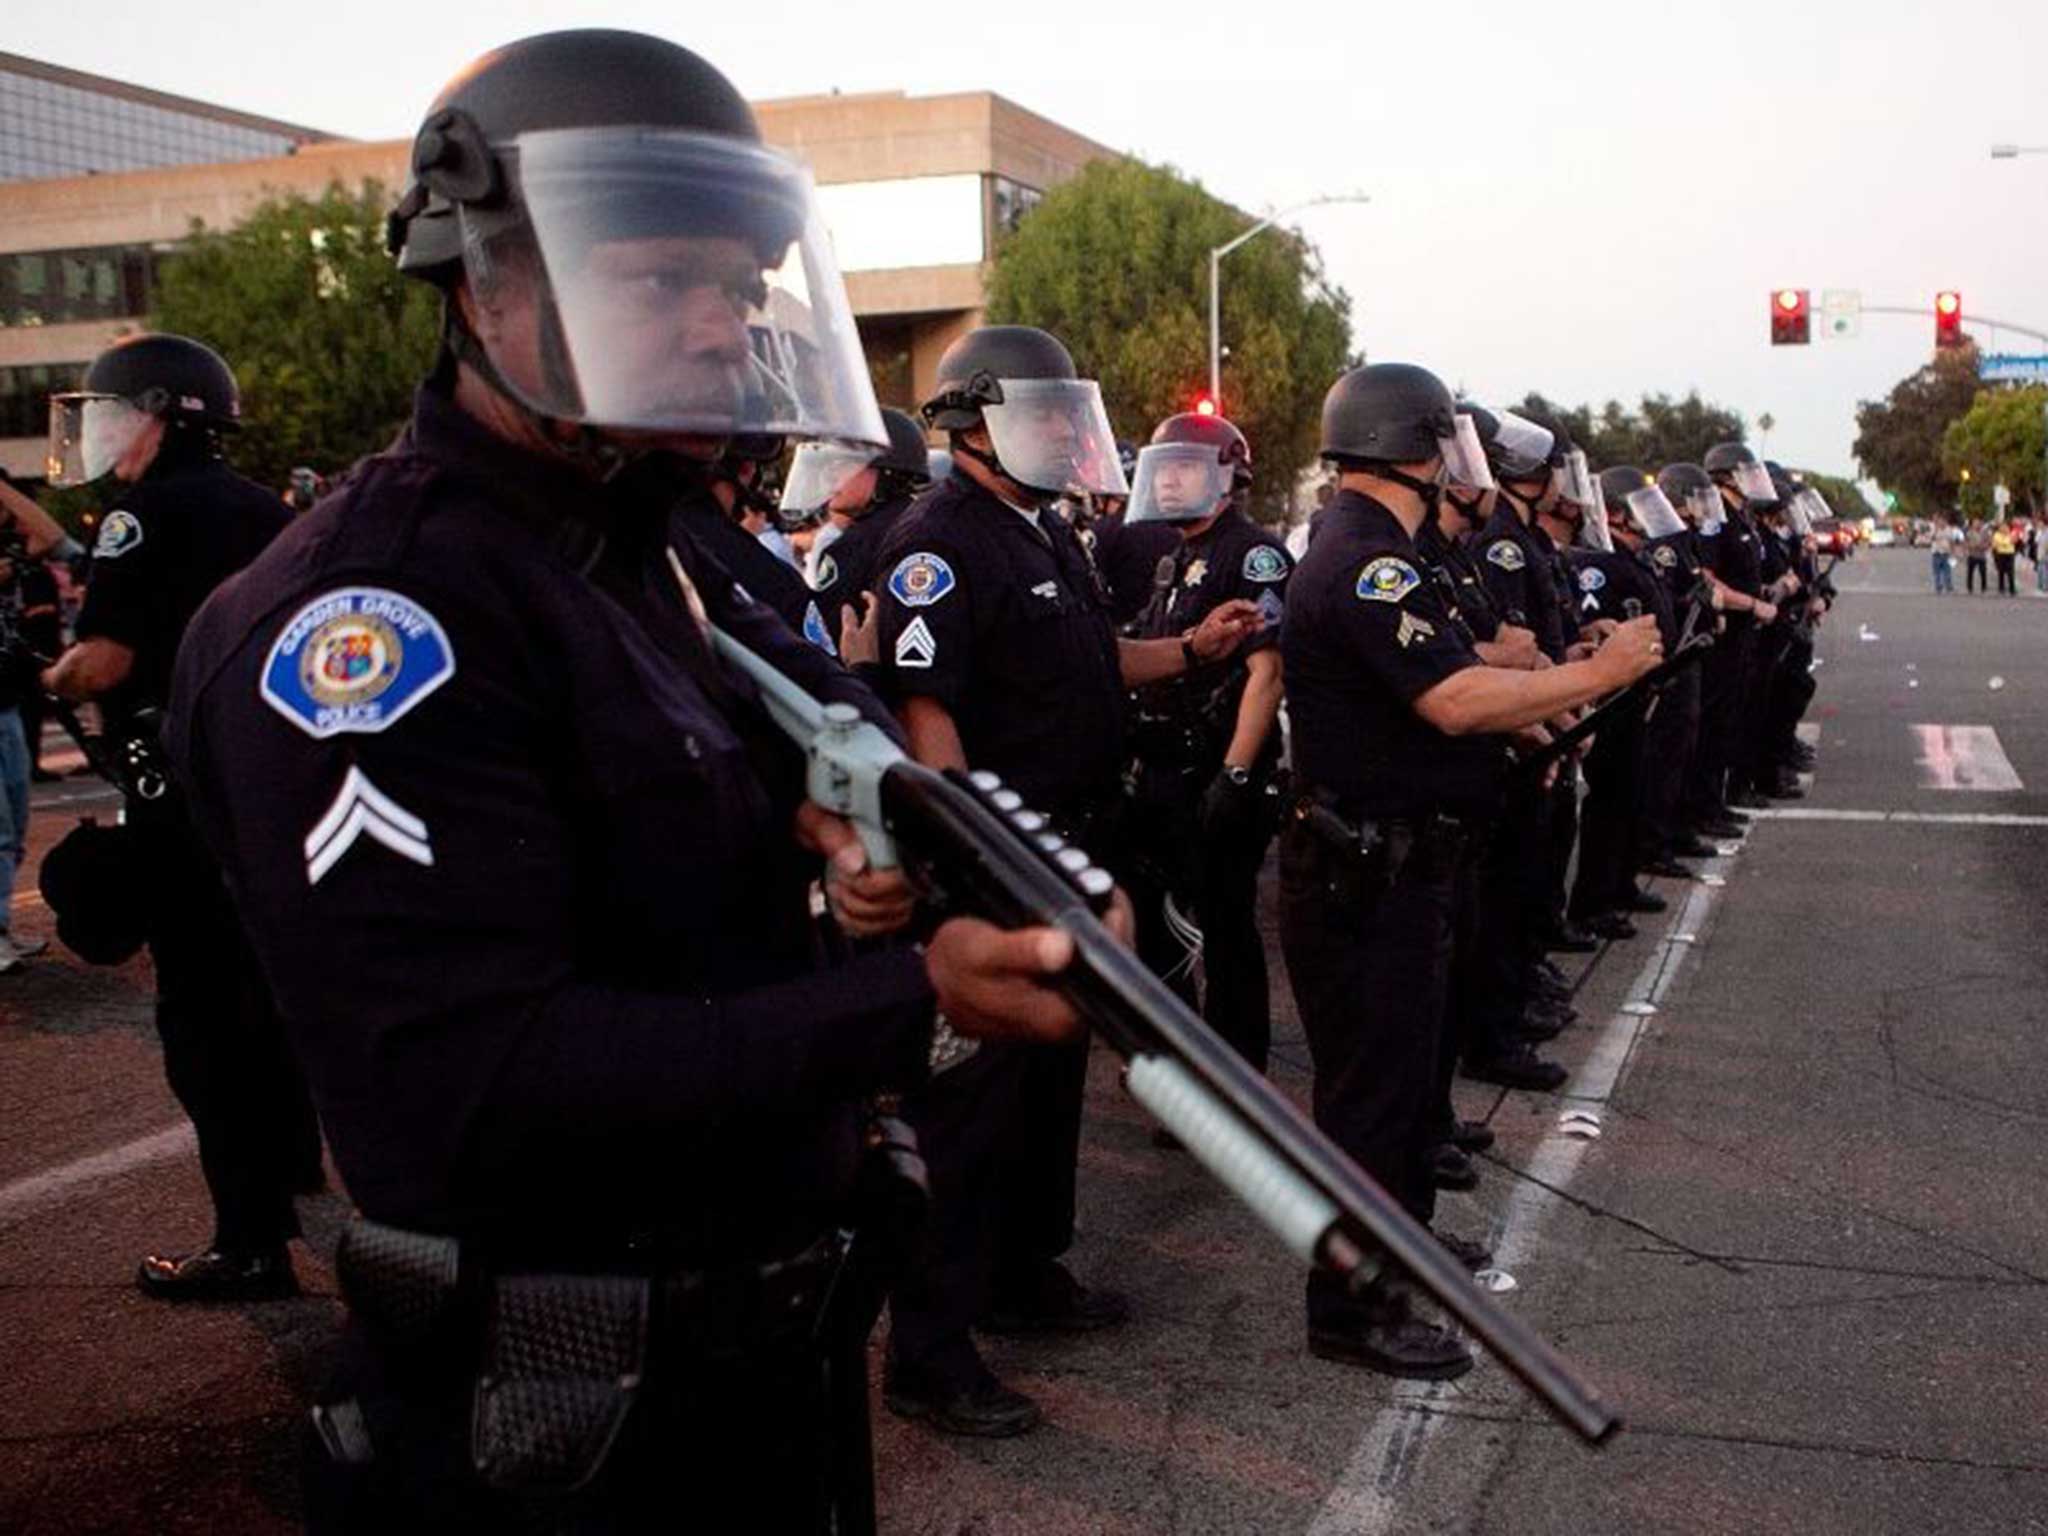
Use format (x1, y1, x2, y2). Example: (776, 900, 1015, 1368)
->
(40, 333, 323, 1301)
(1564, 475, 1672, 931)
(166, 33, 1096, 1529)
(1659, 461, 1750, 844)
(1281, 362, 1660, 1377)
(874, 325, 1257, 1434)
(793, 406, 932, 644)
(679, 431, 848, 655)
(1696, 444, 1781, 814)
(1123, 410, 1289, 1071)
(1604, 467, 1715, 876)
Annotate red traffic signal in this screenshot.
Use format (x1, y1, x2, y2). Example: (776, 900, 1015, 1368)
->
(1769, 288, 1811, 345)
(1934, 291, 1965, 349)
(1193, 393, 1219, 417)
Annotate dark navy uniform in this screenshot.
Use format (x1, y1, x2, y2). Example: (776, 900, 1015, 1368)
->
(1564, 548, 1663, 920)
(875, 472, 1124, 823)
(673, 498, 840, 658)
(1278, 490, 1503, 1329)
(871, 469, 1127, 1397)
(168, 388, 936, 1524)
(78, 443, 320, 1260)
(808, 493, 914, 645)
(1690, 508, 1763, 814)
(1472, 506, 1567, 661)
(1088, 509, 1183, 628)
(1639, 533, 1709, 859)
(1416, 519, 1500, 643)
(1126, 509, 1289, 1069)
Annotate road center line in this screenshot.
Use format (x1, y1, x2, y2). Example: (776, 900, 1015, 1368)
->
(0, 1122, 196, 1229)
(1305, 858, 1729, 1533)
(1746, 807, 2048, 827)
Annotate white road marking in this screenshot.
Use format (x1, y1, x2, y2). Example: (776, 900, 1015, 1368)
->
(1305, 863, 1727, 1534)
(1913, 725, 2023, 791)
(0, 1123, 196, 1229)
(1749, 807, 2048, 827)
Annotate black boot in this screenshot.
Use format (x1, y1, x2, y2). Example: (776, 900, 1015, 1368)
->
(136, 1247, 298, 1303)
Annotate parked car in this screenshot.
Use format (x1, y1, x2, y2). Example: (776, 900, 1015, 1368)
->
(1811, 518, 1858, 557)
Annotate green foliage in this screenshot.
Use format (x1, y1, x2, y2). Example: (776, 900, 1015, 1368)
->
(148, 181, 440, 493)
(986, 159, 1353, 520)
(1852, 345, 1981, 518)
(1507, 391, 1746, 471)
(1940, 383, 2047, 520)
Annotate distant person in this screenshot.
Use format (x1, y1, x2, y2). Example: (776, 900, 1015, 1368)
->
(1964, 519, 1990, 594)
(1930, 517, 1956, 593)
(2035, 517, 2048, 594)
(1991, 522, 2018, 595)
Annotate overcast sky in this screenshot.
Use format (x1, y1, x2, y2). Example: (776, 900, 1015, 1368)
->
(15, 0, 2048, 480)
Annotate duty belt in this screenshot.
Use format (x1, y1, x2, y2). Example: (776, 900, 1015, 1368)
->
(1291, 786, 1470, 865)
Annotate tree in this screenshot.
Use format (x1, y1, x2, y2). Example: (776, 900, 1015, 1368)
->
(985, 159, 1353, 519)
(1940, 383, 2047, 519)
(1852, 345, 1981, 518)
(1505, 391, 1745, 470)
(148, 181, 440, 494)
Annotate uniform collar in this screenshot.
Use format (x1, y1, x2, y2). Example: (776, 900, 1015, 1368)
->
(1329, 488, 1410, 544)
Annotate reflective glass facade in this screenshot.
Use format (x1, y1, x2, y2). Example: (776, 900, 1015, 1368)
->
(0, 363, 85, 441)
(0, 60, 315, 182)
(1, 245, 164, 327)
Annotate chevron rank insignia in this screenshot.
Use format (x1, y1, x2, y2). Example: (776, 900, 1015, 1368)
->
(1396, 610, 1436, 648)
(304, 767, 432, 885)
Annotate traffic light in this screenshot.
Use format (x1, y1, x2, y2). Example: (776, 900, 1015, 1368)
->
(1193, 392, 1219, 417)
(1770, 288, 1811, 345)
(1935, 291, 1964, 349)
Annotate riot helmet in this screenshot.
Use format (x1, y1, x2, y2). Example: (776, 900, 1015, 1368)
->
(1703, 441, 1778, 504)
(1127, 411, 1252, 525)
(1601, 464, 1685, 541)
(387, 30, 882, 447)
(921, 325, 1125, 497)
(1577, 472, 1613, 552)
(1659, 462, 1724, 533)
(779, 407, 930, 519)
(1320, 364, 1492, 486)
(47, 333, 240, 486)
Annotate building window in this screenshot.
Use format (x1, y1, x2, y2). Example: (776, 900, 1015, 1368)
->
(1, 243, 164, 326)
(990, 176, 1044, 239)
(0, 362, 86, 439)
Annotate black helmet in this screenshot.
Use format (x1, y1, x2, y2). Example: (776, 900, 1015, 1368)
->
(1598, 465, 1652, 502)
(389, 30, 767, 280)
(876, 408, 932, 482)
(1320, 363, 1458, 465)
(1702, 442, 1759, 476)
(1657, 462, 1713, 500)
(1151, 411, 1253, 489)
(922, 326, 1078, 431)
(81, 333, 240, 429)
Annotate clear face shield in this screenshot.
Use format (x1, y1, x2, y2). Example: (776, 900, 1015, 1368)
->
(1438, 413, 1496, 491)
(779, 439, 879, 518)
(980, 376, 1129, 497)
(46, 393, 156, 486)
(1577, 475, 1614, 551)
(1626, 485, 1687, 540)
(1126, 442, 1233, 525)
(1489, 410, 1555, 481)
(458, 128, 884, 446)
(1689, 486, 1727, 535)
(1731, 461, 1777, 503)
(1552, 448, 1595, 513)
(1792, 490, 1828, 540)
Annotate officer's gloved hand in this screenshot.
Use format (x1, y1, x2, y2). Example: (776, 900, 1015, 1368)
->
(1200, 766, 1258, 840)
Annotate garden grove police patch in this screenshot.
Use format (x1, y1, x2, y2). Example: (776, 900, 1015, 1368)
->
(1578, 566, 1606, 592)
(1485, 540, 1525, 572)
(93, 510, 143, 560)
(1243, 545, 1287, 583)
(887, 551, 956, 608)
(1652, 544, 1678, 570)
(1355, 556, 1421, 604)
(260, 587, 456, 739)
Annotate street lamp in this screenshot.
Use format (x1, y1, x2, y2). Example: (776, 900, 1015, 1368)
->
(1209, 193, 1370, 410)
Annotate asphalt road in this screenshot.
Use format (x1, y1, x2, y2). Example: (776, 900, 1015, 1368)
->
(4, 546, 2046, 1533)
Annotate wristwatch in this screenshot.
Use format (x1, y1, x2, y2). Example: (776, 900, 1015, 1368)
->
(1222, 765, 1251, 788)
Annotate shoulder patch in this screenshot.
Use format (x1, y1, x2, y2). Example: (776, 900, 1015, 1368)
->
(801, 599, 839, 658)
(1485, 539, 1526, 572)
(1652, 544, 1678, 569)
(1577, 566, 1606, 592)
(1255, 589, 1285, 628)
(887, 551, 956, 608)
(812, 553, 839, 592)
(1242, 544, 1288, 584)
(260, 587, 456, 740)
(1396, 610, 1437, 648)
(93, 510, 144, 560)
(1355, 556, 1421, 604)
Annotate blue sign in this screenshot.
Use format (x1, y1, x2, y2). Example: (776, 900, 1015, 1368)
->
(1977, 353, 2048, 383)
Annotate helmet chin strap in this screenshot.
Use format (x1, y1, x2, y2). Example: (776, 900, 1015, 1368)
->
(442, 302, 631, 483)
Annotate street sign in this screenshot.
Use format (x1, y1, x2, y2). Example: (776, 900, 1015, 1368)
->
(1820, 289, 1862, 339)
(1978, 352, 2048, 383)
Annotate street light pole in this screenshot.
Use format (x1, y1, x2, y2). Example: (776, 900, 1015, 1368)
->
(1209, 193, 1369, 409)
